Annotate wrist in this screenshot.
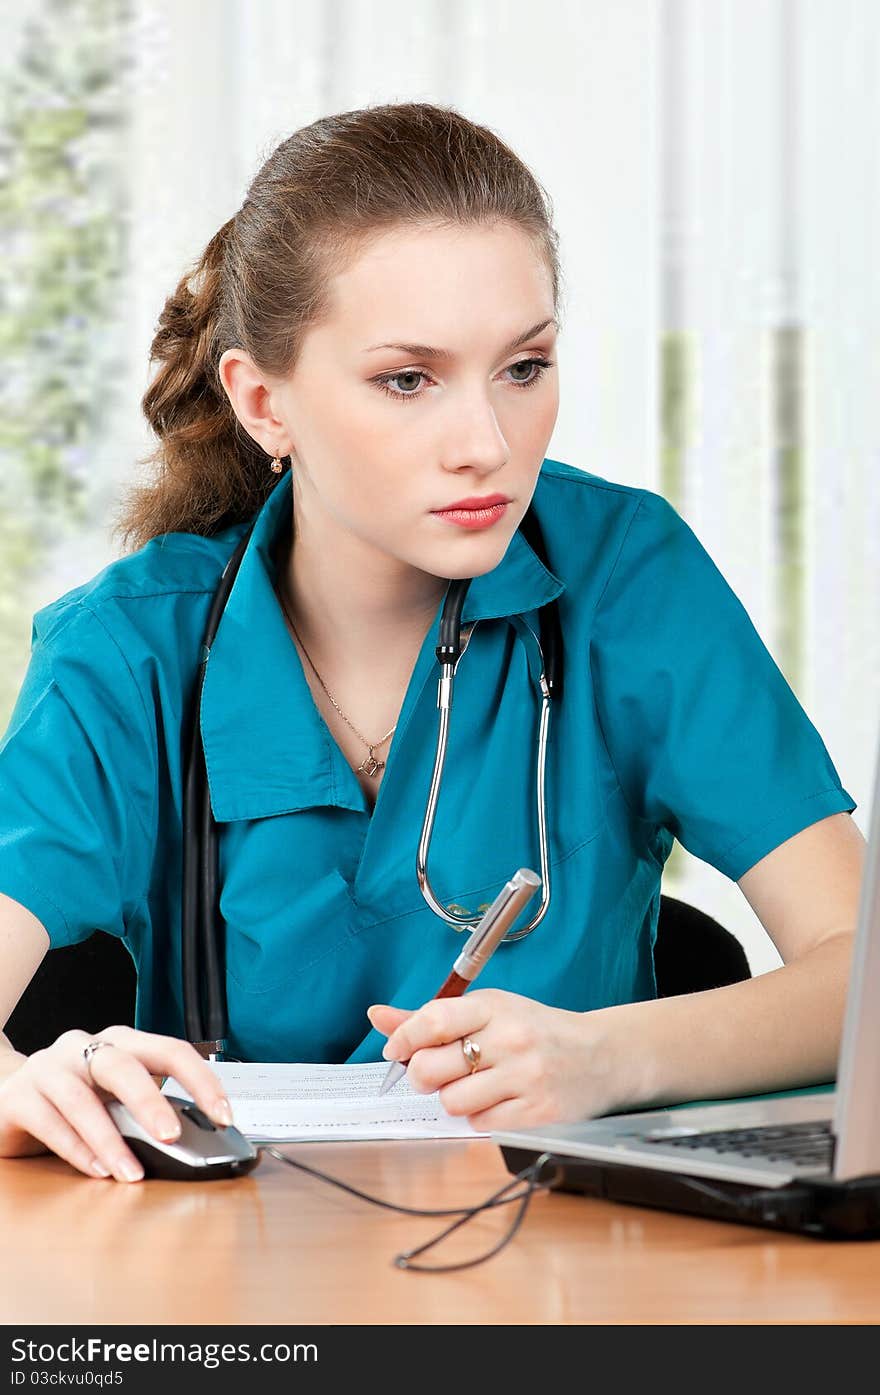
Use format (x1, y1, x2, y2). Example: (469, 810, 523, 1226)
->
(585, 998, 666, 1116)
(576, 1001, 659, 1116)
(0, 1048, 28, 1085)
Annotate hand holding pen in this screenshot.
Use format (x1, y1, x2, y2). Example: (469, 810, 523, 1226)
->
(375, 868, 541, 1096)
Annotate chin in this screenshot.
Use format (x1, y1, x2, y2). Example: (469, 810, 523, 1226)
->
(444, 543, 510, 581)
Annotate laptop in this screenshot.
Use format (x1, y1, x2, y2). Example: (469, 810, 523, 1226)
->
(492, 736, 880, 1239)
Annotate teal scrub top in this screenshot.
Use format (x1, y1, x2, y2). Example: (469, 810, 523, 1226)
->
(0, 458, 857, 1063)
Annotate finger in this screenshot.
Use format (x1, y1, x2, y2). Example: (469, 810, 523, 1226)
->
(11, 1091, 116, 1181)
(366, 1004, 411, 1035)
(404, 1037, 493, 1094)
(72, 1028, 232, 1126)
(437, 1069, 519, 1124)
(381, 995, 493, 1063)
(36, 1068, 150, 1183)
(459, 1095, 551, 1133)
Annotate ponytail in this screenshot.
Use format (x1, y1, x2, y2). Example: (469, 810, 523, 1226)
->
(112, 216, 277, 550)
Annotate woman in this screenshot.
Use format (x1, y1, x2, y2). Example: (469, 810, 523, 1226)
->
(0, 102, 865, 1184)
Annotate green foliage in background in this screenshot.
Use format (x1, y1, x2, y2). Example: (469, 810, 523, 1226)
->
(773, 324, 805, 696)
(659, 330, 691, 887)
(659, 327, 805, 894)
(0, 0, 130, 728)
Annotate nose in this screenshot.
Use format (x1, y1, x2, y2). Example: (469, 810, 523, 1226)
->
(438, 392, 510, 475)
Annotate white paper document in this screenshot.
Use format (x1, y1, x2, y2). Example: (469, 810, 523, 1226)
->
(161, 1061, 488, 1142)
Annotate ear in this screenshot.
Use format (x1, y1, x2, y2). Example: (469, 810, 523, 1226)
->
(217, 347, 293, 458)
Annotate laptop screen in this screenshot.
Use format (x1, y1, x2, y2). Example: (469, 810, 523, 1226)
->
(832, 729, 880, 1180)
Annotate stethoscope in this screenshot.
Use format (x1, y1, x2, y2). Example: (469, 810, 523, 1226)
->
(181, 495, 564, 1058)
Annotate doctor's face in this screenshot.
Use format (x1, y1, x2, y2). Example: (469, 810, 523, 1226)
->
(268, 220, 560, 583)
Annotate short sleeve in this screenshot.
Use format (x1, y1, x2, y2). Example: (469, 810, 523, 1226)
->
(590, 491, 857, 881)
(0, 602, 157, 947)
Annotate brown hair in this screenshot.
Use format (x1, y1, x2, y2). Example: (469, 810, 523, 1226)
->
(110, 100, 564, 555)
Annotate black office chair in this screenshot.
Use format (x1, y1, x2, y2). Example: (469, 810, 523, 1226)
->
(5, 931, 138, 1058)
(3, 895, 751, 1057)
(653, 895, 751, 997)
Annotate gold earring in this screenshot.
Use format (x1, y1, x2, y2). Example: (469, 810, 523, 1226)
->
(269, 451, 283, 474)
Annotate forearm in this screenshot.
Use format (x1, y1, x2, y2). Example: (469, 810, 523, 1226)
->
(606, 930, 855, 1110)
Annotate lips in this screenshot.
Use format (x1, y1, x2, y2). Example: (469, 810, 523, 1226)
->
(433, 494, 510, 511)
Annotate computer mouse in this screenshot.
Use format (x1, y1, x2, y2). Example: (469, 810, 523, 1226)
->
(105, 1094, 261, 1181)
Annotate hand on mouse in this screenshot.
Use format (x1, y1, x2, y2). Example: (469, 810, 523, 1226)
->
(0, 1025, 233, 1182)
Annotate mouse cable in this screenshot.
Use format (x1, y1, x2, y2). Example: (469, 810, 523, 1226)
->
(258, 1145, 562, 1273)
(257, 1145, 532, 1218)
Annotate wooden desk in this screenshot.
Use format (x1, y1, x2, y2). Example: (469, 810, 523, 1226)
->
(2, 1136, 880, 1324)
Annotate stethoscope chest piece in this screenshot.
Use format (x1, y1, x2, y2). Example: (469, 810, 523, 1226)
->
(415, 579, 558, 942)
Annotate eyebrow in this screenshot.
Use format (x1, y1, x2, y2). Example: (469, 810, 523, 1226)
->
(362, 317, 558, 360)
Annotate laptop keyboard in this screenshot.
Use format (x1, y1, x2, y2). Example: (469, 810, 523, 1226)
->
(641, 1118, 833, 1168)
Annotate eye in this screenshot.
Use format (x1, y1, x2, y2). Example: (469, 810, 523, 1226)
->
(372, 357, 555, 404)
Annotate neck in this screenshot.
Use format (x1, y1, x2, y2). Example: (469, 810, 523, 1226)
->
(276, 494, 448, 672)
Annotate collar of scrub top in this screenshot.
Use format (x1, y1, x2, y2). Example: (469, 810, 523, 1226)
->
(199, 468, 567, 824)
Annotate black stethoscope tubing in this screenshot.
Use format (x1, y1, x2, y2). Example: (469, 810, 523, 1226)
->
(181, 496, 563, 1057)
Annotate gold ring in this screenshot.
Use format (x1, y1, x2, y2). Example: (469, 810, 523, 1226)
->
(461, 1036, 482, 1074)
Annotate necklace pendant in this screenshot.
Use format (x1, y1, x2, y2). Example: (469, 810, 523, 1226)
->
(358, 753, 384, 778)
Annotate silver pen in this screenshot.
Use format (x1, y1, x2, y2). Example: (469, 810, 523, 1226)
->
(377, 868, 542, 1096)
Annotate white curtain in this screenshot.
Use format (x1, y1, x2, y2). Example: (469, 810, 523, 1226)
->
(656, 0, 880, 968)
(9, 0, 879, 974)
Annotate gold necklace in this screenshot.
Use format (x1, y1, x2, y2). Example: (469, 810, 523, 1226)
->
(275, 583, 397, 780)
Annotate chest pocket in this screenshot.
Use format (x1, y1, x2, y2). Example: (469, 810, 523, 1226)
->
(218, 818, 357, 994)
